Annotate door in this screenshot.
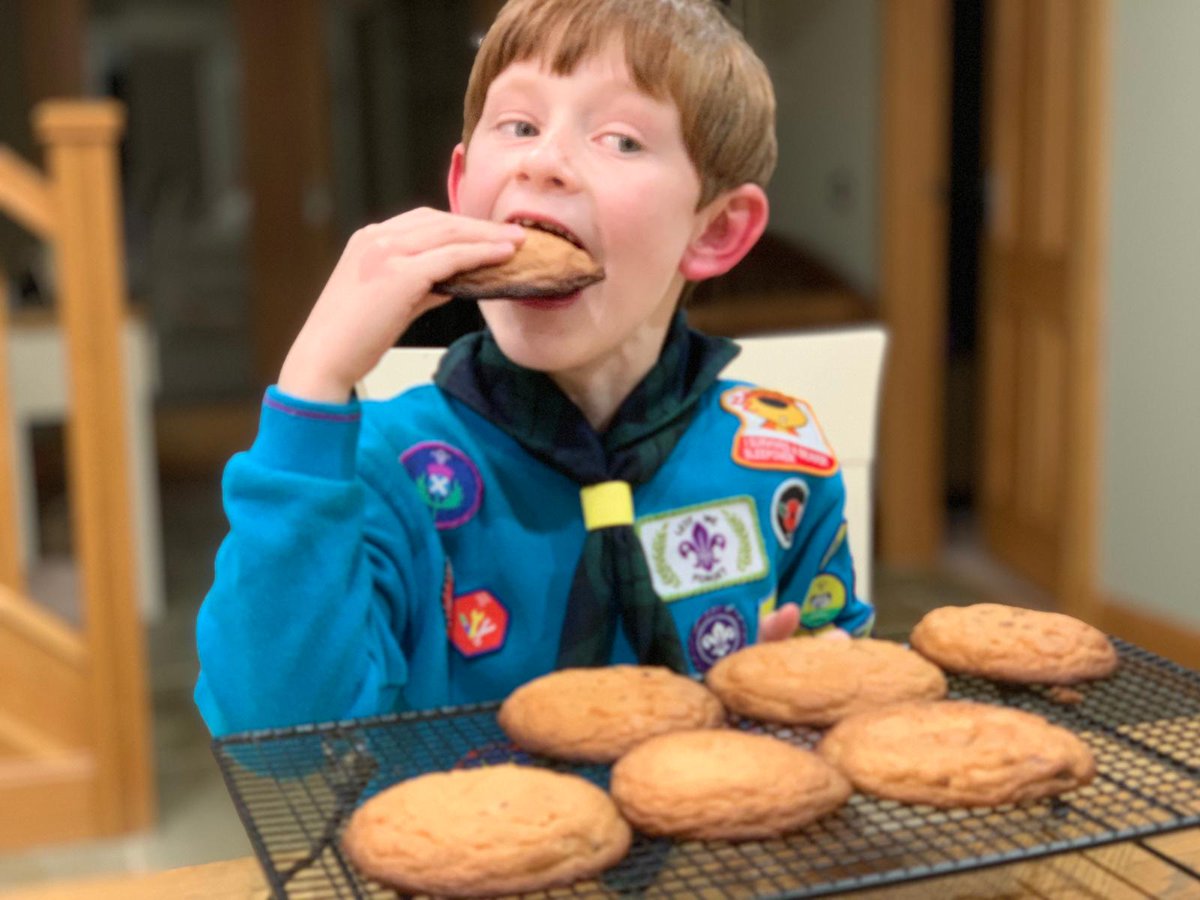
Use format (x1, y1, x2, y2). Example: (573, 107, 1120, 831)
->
(980, 0, 1109, 617)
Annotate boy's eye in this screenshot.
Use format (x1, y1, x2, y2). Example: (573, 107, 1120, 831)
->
(602, 133, 644, 154)
(500, 120, 539, 138)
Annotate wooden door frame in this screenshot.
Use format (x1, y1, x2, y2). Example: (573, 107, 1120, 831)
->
(1051, 0, 1109, 623)
(877, 0, 951, 569)
(877, 0, 1111, 627)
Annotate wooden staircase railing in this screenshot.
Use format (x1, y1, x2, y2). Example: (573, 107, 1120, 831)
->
(0, 100, 156, 849)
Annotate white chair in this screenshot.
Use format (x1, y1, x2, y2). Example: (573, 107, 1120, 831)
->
(358, 347, 446, 403)
(359, 325, 888, 600)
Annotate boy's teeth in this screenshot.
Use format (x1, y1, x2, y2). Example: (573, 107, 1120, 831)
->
(513, 218, 582, 248)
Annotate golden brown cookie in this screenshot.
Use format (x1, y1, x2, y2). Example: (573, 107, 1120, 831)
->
(433, 225, 605, 299)
(498, 665, 726, 763)
(705, 637, 947, 727)
(910, 603, 1119, 684)
(818, 700, 1096, 808)
(341, 764, 631, 896)
(611, 728, 851, 840)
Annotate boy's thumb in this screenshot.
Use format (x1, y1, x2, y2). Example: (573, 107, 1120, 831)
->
(758, 602, 801, 642)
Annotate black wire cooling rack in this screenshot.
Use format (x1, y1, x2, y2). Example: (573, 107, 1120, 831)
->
(212, 640, 1200, 899)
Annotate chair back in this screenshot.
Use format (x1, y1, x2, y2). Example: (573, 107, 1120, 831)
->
(359, 325, 888, 599)
(357, 347, 446, 401)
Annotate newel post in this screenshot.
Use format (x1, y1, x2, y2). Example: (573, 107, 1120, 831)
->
(33, 99, 156, 832)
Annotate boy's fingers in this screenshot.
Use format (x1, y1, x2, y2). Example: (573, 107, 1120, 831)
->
(367, 212, 525, 253)
(358, 226, 523, 282)
(758, 603, 801, 642)
(399, 240, 520, 291)
(817, 627, 851, 641)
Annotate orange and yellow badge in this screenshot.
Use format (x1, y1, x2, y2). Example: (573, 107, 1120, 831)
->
(720, 386, 839, 476)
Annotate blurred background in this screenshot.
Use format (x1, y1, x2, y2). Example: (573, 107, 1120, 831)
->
(0, 0, 1197, 891)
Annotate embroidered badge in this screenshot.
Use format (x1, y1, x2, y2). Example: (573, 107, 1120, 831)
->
(635, 496, 768, 603)
(771, 478, 810, 549)
(800, 574, 847, 629)
(688, 605, 748, 672)
(400, 441, 483, 530)
(758, 592, 777, 621)
(448, 590, 508, 658)
(721, 386, 839, 476)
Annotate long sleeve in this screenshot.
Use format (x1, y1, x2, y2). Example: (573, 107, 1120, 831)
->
(194, 388, 443, 736)
(775, 469, 875, 637)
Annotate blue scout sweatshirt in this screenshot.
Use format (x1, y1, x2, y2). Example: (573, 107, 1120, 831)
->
(194, 381, 874, 736)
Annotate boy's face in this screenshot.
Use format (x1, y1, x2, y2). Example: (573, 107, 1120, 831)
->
(448, 43, 709, 381)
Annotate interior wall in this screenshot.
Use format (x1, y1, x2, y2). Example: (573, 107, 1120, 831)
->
(1101, 0, 1200, 628)
(747, 0, 880, 295)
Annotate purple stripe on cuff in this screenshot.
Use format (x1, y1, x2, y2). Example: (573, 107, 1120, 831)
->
(265, 395, 360, 423)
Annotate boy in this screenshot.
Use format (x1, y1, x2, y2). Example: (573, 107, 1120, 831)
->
(195, 0, 873, 737)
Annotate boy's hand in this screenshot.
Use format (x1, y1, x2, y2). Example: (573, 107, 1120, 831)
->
(278, 209, 526, 404)
(757, 603, 851, 642)
(758, 603, 800, 642)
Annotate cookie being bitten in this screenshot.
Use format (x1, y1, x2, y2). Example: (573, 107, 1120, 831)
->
(499, 665, 726, 763)
(611, 729, 851, 840)
(910, 603, 1119, 684)
(341, 764, 630, 897)
(433, 225, 605, 299)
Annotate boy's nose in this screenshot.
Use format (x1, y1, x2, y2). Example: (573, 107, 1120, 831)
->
(516, 134, 578, 192)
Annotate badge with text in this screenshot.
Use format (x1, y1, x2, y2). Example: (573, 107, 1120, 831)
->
(449, 590, 509, 658)
(635, 496, 768, 602)
(688, 605, 748, 672)
(771, 478, 810, 549)
(400, 441, 483, 530)
(800, 574, 847, 629)
(721, 387, 838, 476)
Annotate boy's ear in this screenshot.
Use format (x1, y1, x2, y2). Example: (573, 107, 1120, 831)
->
(447, 143, 467, 213)
(679, 184, 769, 282)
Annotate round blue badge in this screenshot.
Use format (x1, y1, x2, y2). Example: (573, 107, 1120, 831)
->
(688, 605, 748, 673)
(400, 441, 483, 530)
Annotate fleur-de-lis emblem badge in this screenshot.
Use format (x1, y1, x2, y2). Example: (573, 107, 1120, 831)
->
(679, 521, 726, 572)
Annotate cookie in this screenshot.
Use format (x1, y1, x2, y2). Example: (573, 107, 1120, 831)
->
(433, 225, 605, 299)
(818, 700, 1096, 808)
(910, 603, 1119, 684)
(611, 728, 850, 840)
(705, 637, 947, 727)
(498, 665, 726, 763)
(341, 764, 631, 896)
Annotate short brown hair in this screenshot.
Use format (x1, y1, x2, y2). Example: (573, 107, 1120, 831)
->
(462, 0, 777, 207)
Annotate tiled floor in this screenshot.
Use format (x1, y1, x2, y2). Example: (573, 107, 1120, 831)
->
(0, 478, 1046, 894)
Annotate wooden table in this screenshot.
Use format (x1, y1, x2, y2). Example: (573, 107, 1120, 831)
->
(4, 827, 1197, 900)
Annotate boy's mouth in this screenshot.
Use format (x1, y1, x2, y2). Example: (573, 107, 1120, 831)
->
(434, 218, 602, 301)
(506, 216, 586, 251)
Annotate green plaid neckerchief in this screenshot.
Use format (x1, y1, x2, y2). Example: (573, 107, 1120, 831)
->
(433, 312, 739, 671)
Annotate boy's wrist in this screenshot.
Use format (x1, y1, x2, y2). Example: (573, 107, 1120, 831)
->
(278, 353, 355, 405)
